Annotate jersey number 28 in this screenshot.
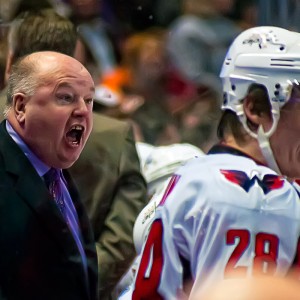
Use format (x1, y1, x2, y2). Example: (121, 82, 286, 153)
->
(225, 229, 279, 277)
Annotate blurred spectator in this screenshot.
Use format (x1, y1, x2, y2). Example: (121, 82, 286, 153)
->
(177, 88, 221, 153)
(162, 0, 241, 151)
(0, 0, 51, 22)
(66, 0, 120, 81)
(98, 28, 198, 145)
(167, 0, 241, 90)
(1, 8, 148, 300)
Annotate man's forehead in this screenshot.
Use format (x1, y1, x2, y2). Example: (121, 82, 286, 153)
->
(24, 52, 93, 87)
(27, 52, 82, 71)
(36, 62, 91, 82)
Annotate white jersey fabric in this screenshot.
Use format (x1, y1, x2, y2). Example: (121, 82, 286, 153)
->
(130, 146, 300, 300)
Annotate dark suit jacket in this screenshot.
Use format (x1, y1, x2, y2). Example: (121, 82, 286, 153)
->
(69, 113, 147, 299)
(0, 121, 98, 300)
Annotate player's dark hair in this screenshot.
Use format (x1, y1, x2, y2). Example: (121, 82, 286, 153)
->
(217, 84, 271, 143)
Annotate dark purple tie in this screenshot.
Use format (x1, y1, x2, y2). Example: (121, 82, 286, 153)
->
(44, 168, 66, 215)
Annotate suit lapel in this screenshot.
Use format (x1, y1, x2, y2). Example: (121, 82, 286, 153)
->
(63, 170, 98, 295)
(0, 121, 80, 257)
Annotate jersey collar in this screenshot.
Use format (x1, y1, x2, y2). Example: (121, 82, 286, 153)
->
(208, 144, 267, 167)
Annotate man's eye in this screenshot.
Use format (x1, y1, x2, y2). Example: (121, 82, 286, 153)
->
(57, 94, 73, 102)
(85, 98, 94, 105)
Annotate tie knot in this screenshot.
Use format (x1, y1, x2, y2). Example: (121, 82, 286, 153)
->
(44, 168, 61, 187)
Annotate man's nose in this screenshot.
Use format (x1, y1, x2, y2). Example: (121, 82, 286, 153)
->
(73, 98, 91, 116)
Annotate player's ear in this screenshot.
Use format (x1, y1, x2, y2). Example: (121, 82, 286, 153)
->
(243, 94, 272, 132)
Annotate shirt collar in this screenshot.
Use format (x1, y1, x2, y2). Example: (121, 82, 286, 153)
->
(6, 120, 50, 176)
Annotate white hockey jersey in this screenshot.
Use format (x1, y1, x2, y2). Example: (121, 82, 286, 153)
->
(130, 146, 300, 300)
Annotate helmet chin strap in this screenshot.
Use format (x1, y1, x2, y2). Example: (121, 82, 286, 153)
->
(257, 125, 281, 174)
(238, 104, 282, 174)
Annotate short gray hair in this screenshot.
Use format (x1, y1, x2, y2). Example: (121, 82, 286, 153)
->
(6, 55, 40, 106)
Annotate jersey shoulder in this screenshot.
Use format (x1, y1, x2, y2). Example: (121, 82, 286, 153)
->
(163, 154, 298, 215)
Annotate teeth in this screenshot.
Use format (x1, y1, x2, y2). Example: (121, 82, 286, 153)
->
(66, 125, 84, 145)
(71, 125, 83, 131)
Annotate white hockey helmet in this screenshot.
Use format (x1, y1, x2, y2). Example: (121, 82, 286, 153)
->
(136, 142, 155, 170)
(220, 26, 300, 138)
(136, 142, 204, 196)
(220, 26, 300, 173)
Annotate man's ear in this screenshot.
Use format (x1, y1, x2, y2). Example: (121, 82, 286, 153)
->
(13, 93, 27, 123)
(243, 96, 272, 132)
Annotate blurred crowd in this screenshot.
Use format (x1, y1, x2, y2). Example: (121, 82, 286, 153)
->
(3, 1, 300, 300)
(0, 0, 259, 153)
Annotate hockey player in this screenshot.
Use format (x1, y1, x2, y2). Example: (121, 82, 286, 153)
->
(129, 26, 300, 299)
(117, 143, 203, 298)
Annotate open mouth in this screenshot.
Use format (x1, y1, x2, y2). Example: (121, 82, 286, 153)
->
(66, 125, 84, 146)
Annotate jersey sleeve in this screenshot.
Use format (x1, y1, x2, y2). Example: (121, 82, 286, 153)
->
(132, 166, 205, 299)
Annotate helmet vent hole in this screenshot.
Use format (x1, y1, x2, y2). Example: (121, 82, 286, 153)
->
(279, 46, 285, 51)
(223, 93, 228, 105)
(231, 85, 236, 91)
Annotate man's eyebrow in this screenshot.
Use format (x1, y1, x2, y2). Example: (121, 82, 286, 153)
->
(56, 82, 95, 93)
(56, 82, 73, 89)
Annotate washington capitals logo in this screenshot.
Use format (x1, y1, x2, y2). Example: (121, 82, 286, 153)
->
(242, 30, 285, 50)
(220, 170, 285, 194)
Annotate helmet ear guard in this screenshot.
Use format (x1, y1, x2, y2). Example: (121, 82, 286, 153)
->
(236, 94, 281, 139)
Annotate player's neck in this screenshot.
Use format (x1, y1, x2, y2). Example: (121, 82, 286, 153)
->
(223, 134, 267, 166)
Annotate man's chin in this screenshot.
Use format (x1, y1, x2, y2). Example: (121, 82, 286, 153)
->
(55, 154, 80, 169)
